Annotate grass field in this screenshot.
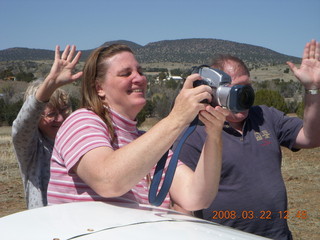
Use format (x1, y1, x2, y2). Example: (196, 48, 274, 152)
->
(0, 125, 319, 239)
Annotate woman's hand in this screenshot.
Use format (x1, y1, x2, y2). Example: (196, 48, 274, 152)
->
(169, 73, 213, 127)
(47, 45, 83, 87)
(36, 45, 83, 102)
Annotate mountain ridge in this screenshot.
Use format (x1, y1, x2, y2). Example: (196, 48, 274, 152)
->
(0, 38, 300, 66)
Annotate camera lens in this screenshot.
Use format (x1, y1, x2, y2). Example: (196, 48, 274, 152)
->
(238, 85, 255, 109)
(229, 85, 255, 112)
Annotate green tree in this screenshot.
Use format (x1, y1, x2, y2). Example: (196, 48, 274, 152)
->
(152, 94, 173, 119)
(1, 84, 15, 103)
(296, 101, 304, 119)
(0, 98, 6, 124)
(136, 100, 155, 126)
(3, 100, 23, 126)
(15, 71, 36, 82)
(158, 72, 167, 81)
(286, 100, 300, 114)
(0, 68, 14, 79)
(165, 78, 179, 89)
(254, 89, 288, 113)
(170, 68, 182, 76)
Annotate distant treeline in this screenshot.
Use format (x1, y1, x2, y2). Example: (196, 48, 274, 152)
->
(0, 67, 304, 127)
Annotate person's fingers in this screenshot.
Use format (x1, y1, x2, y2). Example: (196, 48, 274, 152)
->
(190, 86, 212, 104)
(70, 50, 82, 66)
(302, 41, 312, 60)
(286, 61, 297, 74)
(61, 45, 70, 60)
(203, 106, 226, 122)
(315, 41, 320, 61)
(54, 45, 60, 61)
(70, 71, 83, 81)
(67, 45, 76, 62)
(182, 73, 201, 89)
(308, 39, 316, 59)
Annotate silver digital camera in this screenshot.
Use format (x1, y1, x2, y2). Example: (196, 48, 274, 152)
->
(192, 65, 255, 112)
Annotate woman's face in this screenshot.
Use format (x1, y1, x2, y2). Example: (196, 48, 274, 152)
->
(38, 105, 70, 140)
(96, 51, 147, 120)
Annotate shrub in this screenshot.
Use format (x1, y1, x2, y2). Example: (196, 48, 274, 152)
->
(254, 89, 288, 113)
(1, 100, 23, 126)
(136, 100, 155, 126)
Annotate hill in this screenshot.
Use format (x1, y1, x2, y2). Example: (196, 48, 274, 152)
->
(0, 38, 300, 66)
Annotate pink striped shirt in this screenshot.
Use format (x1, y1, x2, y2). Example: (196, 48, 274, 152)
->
(47, 108, 176, 208)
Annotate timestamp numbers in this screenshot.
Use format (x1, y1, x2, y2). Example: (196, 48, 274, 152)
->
(212, 210, 308, 220)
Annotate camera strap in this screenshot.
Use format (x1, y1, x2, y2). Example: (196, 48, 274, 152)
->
(148, 116, 198, 206)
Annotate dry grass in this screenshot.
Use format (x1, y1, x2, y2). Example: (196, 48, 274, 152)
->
(0, 127, 21, 181)
(281, 147, 320, 239)
(0, 126, 26, 216)
(0, 126, 319, 239)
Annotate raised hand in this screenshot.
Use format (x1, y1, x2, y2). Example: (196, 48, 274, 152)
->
(287, 40, 320, 90)
(47, 45, 83, 87)
(36, 45, 83, 102)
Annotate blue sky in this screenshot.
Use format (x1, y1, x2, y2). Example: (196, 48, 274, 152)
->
(1, 0, 319, 57)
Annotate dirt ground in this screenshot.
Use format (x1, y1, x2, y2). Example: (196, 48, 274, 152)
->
(0, 126, 319, 239)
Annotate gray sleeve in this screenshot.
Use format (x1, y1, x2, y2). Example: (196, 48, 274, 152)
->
(11, 95, 46, 173)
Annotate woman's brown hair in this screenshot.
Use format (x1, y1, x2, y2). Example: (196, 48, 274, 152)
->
(81, 44, 133, 143)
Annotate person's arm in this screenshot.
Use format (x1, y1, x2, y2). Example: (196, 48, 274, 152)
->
(12, 95, 47, 174)
(74, 74, 213, 198)
(13, 44, 82, 139)
(287, 40, 320, 148)
(169, 106, 226, 211)
(12, 45, 83, 172)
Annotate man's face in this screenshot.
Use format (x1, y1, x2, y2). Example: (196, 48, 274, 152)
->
(222, 61, 251, 123)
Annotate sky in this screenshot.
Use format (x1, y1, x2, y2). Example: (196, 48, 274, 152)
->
(1, 0, 319, 58)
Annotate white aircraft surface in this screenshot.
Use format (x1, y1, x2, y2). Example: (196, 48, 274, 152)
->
(0, 201, 270, 240)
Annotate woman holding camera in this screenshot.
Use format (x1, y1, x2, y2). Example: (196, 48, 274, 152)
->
(47, 44, 227, 210)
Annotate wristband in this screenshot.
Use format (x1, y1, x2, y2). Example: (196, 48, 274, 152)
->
(305, 89, 319, 95)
